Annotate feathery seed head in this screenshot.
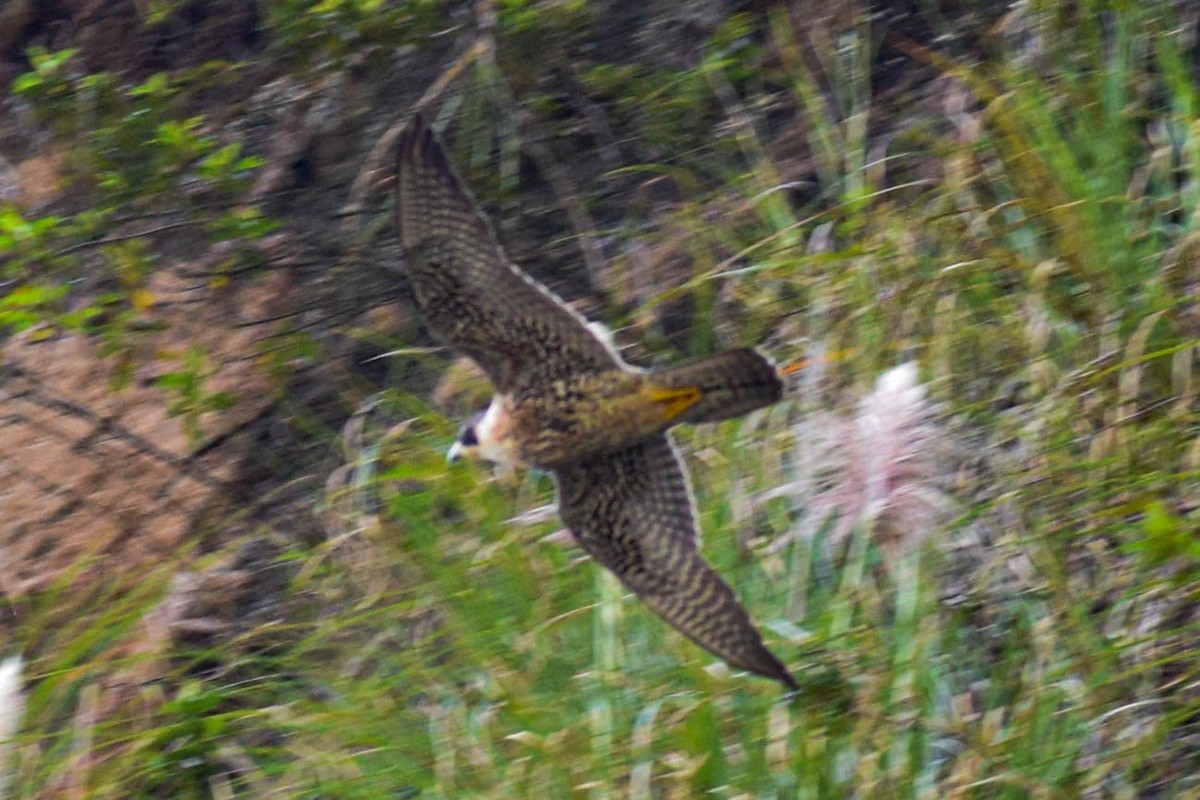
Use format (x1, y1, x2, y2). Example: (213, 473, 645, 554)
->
(784, 362, 954, 562)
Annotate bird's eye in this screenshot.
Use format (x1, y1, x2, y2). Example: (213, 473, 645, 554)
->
(460, 426, 479, 446)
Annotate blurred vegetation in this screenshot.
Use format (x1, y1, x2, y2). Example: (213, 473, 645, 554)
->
(2, 1, 1199, 798)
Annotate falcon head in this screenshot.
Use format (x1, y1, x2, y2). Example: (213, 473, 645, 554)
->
(447, 412, 484, 463)
(447, 399, 522, 466)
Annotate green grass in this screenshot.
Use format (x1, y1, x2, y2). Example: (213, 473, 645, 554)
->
(4, 2, 1200, 798)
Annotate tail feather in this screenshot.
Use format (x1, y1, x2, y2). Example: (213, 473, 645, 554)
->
(651, 348, 783, 425)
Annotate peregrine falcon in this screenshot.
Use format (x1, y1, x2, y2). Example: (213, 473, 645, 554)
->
(395, 115, 796, 689)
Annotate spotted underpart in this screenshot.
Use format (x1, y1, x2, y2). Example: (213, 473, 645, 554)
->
(396, 114, 795, 689)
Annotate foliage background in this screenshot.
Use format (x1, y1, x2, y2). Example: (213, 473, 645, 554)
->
(0, 0, 1198, 797)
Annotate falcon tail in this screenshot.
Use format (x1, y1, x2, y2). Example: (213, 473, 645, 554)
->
(649, 348, 784, 426)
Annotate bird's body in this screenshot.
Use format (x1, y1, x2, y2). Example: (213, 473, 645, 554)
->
(457, 353, 781, 469)
(395, 115, 796, 689)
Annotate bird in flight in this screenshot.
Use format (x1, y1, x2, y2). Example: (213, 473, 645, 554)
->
(395, 114, 796, 689)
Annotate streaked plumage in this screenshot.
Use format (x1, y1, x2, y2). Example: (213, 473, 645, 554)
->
(395, 115, 795, 689)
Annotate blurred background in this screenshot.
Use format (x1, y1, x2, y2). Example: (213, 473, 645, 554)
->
(0, 0, 1197, 797)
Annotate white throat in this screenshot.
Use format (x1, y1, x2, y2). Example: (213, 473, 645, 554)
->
(470, 397, 522, 466)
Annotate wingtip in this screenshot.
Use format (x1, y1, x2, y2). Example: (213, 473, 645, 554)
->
(775, 665, 801, 693)
(396, 112, 459, 247)
(395, 112, 460, 195)
(744, 642, 799, 691)
(396, 112, 431, 170)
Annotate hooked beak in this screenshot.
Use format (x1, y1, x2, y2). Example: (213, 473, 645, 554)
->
(446, 441, 463, 463)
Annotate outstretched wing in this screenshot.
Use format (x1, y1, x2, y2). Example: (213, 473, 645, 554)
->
(395, 115, 619, 394)
(554, 435, 796, 689)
